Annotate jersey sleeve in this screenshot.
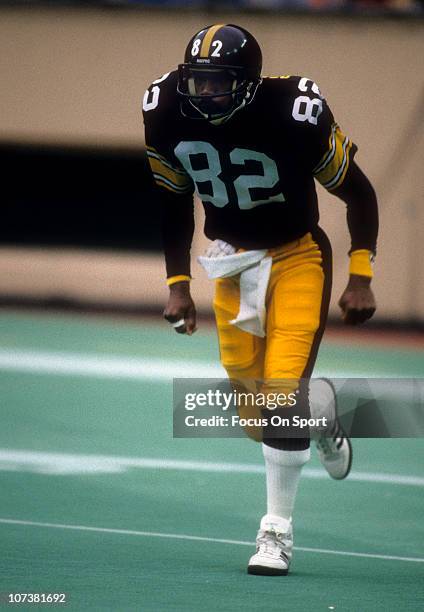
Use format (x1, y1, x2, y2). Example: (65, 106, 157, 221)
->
(292, 79, 377, 256)
(311, 116, 358, 192)
(142, 72, 195, 279)
(145, 145, 193, 195)
(142, 73, 194, 196)
(291, 77, 358, 191)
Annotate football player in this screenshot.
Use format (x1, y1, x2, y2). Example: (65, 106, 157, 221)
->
(142, 24, 378, 576)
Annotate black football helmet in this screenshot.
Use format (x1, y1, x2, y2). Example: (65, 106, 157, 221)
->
(177, 24, 262, 124)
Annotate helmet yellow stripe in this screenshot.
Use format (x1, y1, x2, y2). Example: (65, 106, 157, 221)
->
(200, 24, 225, 58)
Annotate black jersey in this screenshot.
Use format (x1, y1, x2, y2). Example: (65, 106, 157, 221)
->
(143, 70, 357, 252)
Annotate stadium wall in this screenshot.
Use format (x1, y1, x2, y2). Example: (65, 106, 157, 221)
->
(0, 6, 423, 323)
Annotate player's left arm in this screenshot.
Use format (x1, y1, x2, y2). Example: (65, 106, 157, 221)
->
(304, 79, 379, 325)
(331, 161, 378, 325)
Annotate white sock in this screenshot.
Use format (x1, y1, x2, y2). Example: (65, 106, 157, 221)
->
(262, 444, 311, 520)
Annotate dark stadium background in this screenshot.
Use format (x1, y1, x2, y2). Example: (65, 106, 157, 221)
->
(1, 142, 161, 251)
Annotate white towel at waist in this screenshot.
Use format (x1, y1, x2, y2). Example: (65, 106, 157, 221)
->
(198, 242, 272, 338)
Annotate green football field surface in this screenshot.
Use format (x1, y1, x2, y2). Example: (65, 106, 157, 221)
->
(0, 310, 423, 611)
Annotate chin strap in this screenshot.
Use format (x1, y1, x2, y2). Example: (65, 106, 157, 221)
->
(209, 98, 248, 125)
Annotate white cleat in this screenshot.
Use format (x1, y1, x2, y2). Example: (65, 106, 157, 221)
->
(248, 514, 293, 576)
(313, 379, 352, 480)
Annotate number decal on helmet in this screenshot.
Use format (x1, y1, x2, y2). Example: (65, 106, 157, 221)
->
(292, 78, 323, 125)
(211, 40, 222, 57)
(191, 39, 202, 56)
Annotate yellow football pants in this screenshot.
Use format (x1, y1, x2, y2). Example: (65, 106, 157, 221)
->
(213, 229, 332, 442)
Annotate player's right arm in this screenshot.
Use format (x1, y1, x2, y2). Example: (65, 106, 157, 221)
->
(159, 188, 197, 335)
(142, 73, 197, 334)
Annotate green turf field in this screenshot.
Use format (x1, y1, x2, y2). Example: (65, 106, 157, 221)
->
(0, 311, 423, 611)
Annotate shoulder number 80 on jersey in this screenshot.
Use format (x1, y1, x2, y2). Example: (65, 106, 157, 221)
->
(174, 142, 285, 209)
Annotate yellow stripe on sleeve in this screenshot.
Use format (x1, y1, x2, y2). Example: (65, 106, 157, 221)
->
(313, 124, 353, 191)
(153, 174, 190, 193)
(148, 157, 190, 188)
(146, 149, 192, 193)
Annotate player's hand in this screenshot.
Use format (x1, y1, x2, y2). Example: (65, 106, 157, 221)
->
(338, 274, 376, 325)
(164, 281, 197, 335)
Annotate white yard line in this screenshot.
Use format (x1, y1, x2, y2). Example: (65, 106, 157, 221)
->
(0, 348, 226, 379)
(0, 517, 422, 564)
(0, 449, 422, 487)
(0, 347, 377, 380)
